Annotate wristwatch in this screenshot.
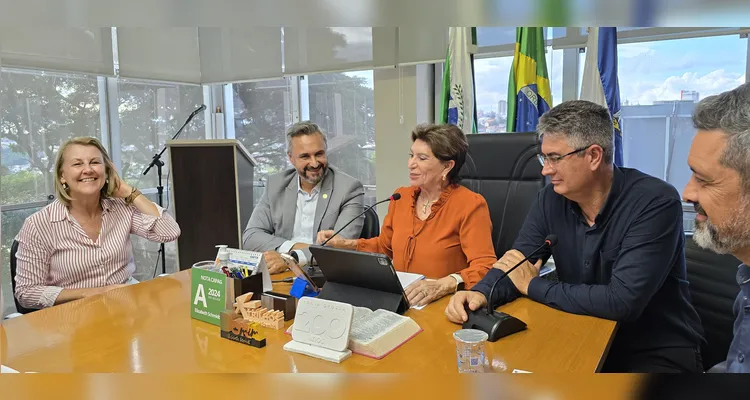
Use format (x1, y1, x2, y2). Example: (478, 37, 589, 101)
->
(450, 274, 465, 291)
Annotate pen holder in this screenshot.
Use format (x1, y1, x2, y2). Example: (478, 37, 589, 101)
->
(226, 273, 265, 309)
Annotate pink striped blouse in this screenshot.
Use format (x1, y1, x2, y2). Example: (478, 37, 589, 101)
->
(14, 197, 181, 310)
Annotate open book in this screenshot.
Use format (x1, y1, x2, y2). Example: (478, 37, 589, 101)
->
(287, 306, 422, 360)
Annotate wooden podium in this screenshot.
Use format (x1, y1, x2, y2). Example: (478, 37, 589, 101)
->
(167, 139, 256, 270)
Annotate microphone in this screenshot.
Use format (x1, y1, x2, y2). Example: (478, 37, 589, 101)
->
(484, 234, 557, 314)
(463, 234, 558, 342)
(303, 193, 401, 289)
(190, 104, 207, 117)
(319, 193, 401, 247)
(142, 104, 207, 176)
(140, 103, 206, 276)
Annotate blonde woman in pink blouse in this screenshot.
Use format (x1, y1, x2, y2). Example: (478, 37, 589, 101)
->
(14, 137, 181, 310)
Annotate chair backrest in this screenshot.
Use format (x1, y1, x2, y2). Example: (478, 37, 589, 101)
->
(458, 132, 544, 255)
(684, 234, 741, 370)
(359, 207, 380, 239)
(9, 239, 36, 315)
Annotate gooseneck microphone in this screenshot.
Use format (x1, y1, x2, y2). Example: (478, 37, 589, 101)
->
(484, 234, 558, 314)
(304, 193, 400, 288)
(190, 104, 207, 117)
(320, 193, 401, 246)
(463, 234, 558, 342)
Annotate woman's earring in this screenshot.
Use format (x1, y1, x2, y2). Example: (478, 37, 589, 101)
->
(442, 175, 446, 181)
(62, 182, 69, 190)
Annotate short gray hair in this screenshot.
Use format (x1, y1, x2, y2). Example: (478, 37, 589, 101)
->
(693, 82, 750, 194)
(537, 100, 615, 165)
(286, 121, 327, 154)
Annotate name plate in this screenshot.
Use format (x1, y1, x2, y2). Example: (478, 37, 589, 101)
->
(291, 297, 353, 352)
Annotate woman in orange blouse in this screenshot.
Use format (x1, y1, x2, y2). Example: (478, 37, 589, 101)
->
(317, 124, 496, 307)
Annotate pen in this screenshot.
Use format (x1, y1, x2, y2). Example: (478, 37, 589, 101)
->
(234, 271, 244, 279)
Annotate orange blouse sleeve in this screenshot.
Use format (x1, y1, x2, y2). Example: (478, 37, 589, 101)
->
(356, 195, 396, 259)
(457, 197, 497, 288)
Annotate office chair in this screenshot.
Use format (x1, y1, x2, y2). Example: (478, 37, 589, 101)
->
(360, 207, 380, 239)
(9, 239, 37, 315)
(684, 233, 741, 371)
(458, 132, 544, 256)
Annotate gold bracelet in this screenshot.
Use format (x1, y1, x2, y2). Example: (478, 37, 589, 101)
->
(125, 188, 142, 205)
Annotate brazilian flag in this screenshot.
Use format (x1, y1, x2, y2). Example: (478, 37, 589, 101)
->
(507, 28, 552, 133)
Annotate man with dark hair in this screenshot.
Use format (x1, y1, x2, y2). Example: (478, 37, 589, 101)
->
(445, 100, 705, 372)
(242, 121, 364, 274)
(682, 82, 750, 373)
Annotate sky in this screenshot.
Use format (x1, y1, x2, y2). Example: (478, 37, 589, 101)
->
(474, 33, 747, 114)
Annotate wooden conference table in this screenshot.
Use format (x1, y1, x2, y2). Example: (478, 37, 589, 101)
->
(1, 270, 617, 373)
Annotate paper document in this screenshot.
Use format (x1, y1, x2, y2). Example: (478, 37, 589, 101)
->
(540, 257, 556, 277)
(396, 271, 424, 290)
(396, 272, 427, 310)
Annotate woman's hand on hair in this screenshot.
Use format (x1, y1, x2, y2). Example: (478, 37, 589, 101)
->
(111, 172, 133, 198)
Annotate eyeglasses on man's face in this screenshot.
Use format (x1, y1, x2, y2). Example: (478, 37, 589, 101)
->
(537, 145, 592, 166)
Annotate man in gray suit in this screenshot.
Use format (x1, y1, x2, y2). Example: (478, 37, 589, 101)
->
(242, 121, 365, 274)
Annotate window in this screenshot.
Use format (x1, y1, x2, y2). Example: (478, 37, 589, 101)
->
(617, 34, 747, 232)
(230, 78, 295, 205)
(116, 79, 206, 281)
(117, 80, 205, 189)
(232, 78, 294, 178)
(618, 35, 747, 193)
(307, 71, 376, 205)
(474, 57, 512, 133)
(474, 48, 563, 133)
(1, 69, 101, 205)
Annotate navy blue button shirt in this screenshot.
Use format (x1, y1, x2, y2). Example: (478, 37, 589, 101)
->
(727, 264, 750, 373)
(473, 167, 705, 359)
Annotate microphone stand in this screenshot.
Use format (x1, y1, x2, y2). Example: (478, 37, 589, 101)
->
(142, 105, 206, 275)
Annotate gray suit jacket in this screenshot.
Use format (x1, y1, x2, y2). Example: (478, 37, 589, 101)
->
(242, 166, 365, 260)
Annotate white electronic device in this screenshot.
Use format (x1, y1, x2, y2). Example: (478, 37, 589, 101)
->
(291, 297, 354, 352)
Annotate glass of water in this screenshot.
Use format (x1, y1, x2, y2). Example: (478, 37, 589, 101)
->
(453, 329, 489, 373)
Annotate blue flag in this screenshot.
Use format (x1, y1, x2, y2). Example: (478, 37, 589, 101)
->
(580, 27, 623, 166)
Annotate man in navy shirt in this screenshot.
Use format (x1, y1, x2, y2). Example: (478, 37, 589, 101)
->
(682, 83, 750, 373)
(445, 100, 705, 372)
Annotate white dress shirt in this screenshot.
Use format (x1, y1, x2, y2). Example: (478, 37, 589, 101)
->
(277, 178, 321, 266)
